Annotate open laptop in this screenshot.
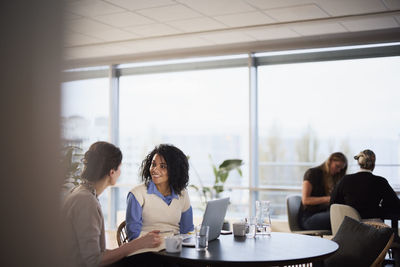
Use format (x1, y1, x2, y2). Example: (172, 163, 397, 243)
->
(182, 197, 230, 247)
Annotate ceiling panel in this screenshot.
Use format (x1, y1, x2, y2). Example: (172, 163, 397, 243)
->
(64, 32, 103, 46)
(384, 0, 400, 10)
(63, 0, 400, 64)
(244, 0, 317, 10)
(342, 16, 399, 31)
(199, 31, 255, 44)
(104, 0, 176, 10)
(66, 0, 124, 17)
(177, 0, 255, 16)
(94, 12, 154, 27)
(166, 17, 227, 32)
(88, 29, 139, 41)
(264, 4, 330, 22)
(136, 4, 203, 22)
(66, 18, 116, 35)
(124, 23, 182, 37)
(317, 0, 387, 16)
(214, 11, 276, 27)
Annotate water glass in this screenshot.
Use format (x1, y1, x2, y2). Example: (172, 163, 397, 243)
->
(195, 225, 209, 251)
(245, 216, 257, 238)
(256, 200, 272, 235)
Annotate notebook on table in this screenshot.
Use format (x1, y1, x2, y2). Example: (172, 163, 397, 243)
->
(182, 197, 230, 247)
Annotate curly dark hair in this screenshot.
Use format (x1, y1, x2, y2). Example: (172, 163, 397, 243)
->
(81, 141, 122, 182)
(140, 144, 189, 195)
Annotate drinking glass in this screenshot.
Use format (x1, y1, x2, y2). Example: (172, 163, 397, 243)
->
(256, 200, 272, 235)
(195, 225, 209, 251)
(245, 216, 257, 238)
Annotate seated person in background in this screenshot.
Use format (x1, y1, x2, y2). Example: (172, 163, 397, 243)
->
(126, 144, 194, 241)
(62, 142, 161, 267)
(300, 152, 348, 230)
(330, 149, 400, 219)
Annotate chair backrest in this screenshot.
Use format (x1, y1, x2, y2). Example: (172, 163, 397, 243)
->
(330, 204, 361, 236)
(286, 194, 303, 231)
(116, 220, 128, 247)
(365, 221, 395, 267)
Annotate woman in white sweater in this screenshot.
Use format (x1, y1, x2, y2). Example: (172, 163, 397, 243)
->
(126, 144, 194, 241)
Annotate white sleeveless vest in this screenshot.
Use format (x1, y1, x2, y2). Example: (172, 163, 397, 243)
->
(130, 184, 191, 234)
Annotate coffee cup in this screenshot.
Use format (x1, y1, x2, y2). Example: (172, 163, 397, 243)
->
(232, 222, 246, 237)
(165, 236, 183, 253)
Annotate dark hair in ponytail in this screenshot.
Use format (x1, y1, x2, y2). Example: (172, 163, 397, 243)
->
(81, 141, 122, 182)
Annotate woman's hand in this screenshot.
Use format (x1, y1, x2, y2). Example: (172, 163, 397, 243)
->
(101, 230, 162, 265)
(138, 230, 162, 248)
(302, 181, 330, 205)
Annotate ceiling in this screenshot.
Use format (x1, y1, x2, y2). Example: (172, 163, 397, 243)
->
(63, 0, 400, 67)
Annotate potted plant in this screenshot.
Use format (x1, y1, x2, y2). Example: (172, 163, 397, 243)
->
(61, 145, 83, 195)
(190, 157, 243, 230)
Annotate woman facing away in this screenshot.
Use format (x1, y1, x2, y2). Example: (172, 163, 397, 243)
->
(331, 149, 400, 219)
(126, 144, 194, 241)
(299, 152, 348, 230)
(62, 141, 161, 267)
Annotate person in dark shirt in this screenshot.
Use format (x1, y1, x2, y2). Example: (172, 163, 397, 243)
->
(300, 152, 348, 230)
(331, 149, 400, 219)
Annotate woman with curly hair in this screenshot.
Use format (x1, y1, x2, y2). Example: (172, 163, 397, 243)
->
(126, 144, 194, 241)
(62, 141, 161, 267)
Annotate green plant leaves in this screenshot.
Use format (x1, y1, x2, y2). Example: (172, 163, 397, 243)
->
(219, 159, 243, 170)
(191, 157, 243, 206)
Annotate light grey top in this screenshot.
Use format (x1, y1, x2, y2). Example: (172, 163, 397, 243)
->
(62, 184, 105, 267)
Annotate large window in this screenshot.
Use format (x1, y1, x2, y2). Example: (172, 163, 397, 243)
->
(61, 77, 111, 226)
(258, 55, 400, 218)
(116, 66, 249, 223)
(61, 44, 400, 229)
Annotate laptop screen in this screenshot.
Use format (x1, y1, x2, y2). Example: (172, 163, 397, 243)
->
(201, 197, 230, 241)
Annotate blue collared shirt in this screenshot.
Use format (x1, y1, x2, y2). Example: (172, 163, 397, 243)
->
(126, 181, 194, 240)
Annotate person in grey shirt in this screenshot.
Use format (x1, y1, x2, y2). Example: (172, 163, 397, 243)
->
(62, 141, 161, 267)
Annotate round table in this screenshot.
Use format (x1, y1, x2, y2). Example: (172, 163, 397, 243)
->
(157, 232, 338, 266)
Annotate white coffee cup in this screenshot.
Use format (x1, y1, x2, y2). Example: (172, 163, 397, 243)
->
(232, 222, 246, 236)
(165, 236, 183, 253)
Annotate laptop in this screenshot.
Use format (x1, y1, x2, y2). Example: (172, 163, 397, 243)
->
(182, 197, 230, 247)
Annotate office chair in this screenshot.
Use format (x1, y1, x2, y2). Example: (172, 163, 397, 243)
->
(286, 194, 332, 237)
(116, 220, 128, 246)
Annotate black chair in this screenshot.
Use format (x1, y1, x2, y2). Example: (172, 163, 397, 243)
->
(286, 194, 331, 237)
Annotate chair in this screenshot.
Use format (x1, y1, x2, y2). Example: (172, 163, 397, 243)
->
(324, 216, 394, 267)
(366, 221, 395, 267)
(330, 203, 362, 236)
(286, 194, 332, 236)
(330, 204, 384, 236)
(116, 220, 128, 246)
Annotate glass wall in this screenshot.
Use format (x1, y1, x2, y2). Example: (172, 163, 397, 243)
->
(258, 56, 400, 218)
(61, 78, 111, 226)
(116, 67, 249, 223)
(61, 45, 400, 228)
